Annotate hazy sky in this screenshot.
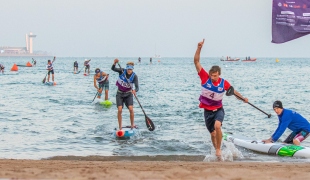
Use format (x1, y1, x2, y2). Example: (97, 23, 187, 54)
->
(0, 0, 309, 57)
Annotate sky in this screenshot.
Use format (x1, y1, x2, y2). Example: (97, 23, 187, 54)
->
(0, 0, 309, 57)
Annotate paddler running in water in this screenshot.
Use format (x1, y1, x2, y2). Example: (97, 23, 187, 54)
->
(93, 68, 109, 100)
(84, 59, 91, 75)
(194, 39, 248, 158)
(0, 64, 5, 74)
(112, 59, 139, 130)
(46, 56, 56, 82)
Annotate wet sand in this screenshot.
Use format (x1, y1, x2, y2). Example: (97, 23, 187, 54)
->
(0, 159, 309, 179)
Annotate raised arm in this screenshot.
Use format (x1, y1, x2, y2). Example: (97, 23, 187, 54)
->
(52, 56, 56, 63)
(194, 39, 204, 73)
(111, 59, 123, 74)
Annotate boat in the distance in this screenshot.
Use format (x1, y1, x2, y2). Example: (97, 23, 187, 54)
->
(220, 56, 240, 61)
(242, 58, 257, 62)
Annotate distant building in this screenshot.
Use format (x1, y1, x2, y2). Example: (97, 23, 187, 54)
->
(0, 32, 51, 57)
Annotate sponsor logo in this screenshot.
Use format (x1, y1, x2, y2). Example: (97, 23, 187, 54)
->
(303, 4, 307, 8)
(218, 87, 223, 91)
(293, 5, 300, 8)
(278, 2, 282, 6)
(206, 83, 211, 88)
(284, 3, 288, 7)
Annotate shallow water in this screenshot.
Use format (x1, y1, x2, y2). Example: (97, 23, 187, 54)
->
(1, 56, 310, 162)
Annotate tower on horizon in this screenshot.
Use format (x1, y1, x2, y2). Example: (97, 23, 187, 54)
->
(25, 32, 36, 54)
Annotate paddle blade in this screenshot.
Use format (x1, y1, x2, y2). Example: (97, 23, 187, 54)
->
(226, 86, 235, 96)
(145, 115, 155, 131)
(42, 77, 46, 83)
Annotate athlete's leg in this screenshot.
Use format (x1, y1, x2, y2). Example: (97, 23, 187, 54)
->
(105, 89, 109, 100)
(214, 120, 222, 156)
(293, 131, 309, 145)
(117, 106, 123, 130)
(116, 93, 124, 130)
(128, 105, 134, 128)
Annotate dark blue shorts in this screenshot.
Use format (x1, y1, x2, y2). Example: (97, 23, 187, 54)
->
(48, 70, 54, 75)
(204, 107, 225, 133)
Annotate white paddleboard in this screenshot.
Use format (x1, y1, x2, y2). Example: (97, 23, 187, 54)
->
(223, 133, 310, 158)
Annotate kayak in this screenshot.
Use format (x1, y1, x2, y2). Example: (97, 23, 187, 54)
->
(112, 126, 138, 139)
(223, 133, 310, 158)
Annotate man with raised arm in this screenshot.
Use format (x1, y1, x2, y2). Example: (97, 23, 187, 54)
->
(194, 39, 248, 158)
(111, 59, 139, 130)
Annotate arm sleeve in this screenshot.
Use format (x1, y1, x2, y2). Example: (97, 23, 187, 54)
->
(111, 64, 123, 75)
(271, 114, 293, 141)
(198, 68, 209, 84)
(133, 74, 139, 92)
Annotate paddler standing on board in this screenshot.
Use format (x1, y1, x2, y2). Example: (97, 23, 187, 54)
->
(46, 56, 56, 82)
(0, 63, 5, 74)
(84, 59, 91, 75)
(262, 101, 310, 145)
(74, 61, 78, 73)
(194, 39, 248, 158)
(111, 59, 139, 130)
(93, 68, 109, 101)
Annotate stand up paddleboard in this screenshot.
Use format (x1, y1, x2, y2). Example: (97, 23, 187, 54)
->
(99, 100, 113, 108)
(223, 133, 310, 158)
(84, 73, 89, 76)
(113, 126, 138, 139)
(45, 81, 57, 86)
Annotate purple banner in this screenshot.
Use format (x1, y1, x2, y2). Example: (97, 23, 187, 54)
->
(272, 0, 310, 43)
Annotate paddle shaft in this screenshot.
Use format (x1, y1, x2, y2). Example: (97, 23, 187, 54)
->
(92, 92, 99, 103)
(77, 66, 85, 74)
(234, 93, 271, 118)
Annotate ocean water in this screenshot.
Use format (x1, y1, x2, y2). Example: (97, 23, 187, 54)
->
(1, 56, 310, 162)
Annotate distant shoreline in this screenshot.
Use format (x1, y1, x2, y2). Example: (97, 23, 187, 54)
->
(0, 54, 53, 57)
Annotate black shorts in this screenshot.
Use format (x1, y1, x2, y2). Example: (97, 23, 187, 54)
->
(204, 107, 225, 133)
(48, 70, 54, 75)
(85, 65, 90, 70)
(116, 91, 133, 108)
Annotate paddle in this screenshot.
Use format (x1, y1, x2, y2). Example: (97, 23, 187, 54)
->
(226, 86, 271, 118)
(42, 72, 49, 83)
(76, 66, 85, 74)
(117, 63, 155, 131)
(92, 92, 99, 103)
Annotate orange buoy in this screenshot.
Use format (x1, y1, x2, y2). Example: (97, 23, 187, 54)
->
(53, 82, 57, 86)
(26, 62, 33, 67)
(11, 64, 18, 71)
(116, 130, 125, 137)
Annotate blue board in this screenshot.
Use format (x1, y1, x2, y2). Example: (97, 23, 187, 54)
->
(45, 82, 56, 86)
(112, 126, 138, 139)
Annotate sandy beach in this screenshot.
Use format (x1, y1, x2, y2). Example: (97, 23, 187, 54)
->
(0, 159, 309, 179)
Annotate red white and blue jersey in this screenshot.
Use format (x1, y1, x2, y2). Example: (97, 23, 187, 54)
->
(198, 68, 231, 110)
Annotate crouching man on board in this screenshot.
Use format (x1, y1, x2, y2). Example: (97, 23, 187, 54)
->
(262, 101, 310, 145)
